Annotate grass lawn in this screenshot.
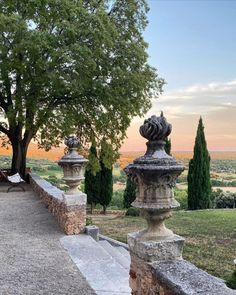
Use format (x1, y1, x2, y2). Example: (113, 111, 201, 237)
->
(92, 209, 236, 281)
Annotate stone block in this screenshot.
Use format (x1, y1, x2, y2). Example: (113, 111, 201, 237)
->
(85, 225, 99, 241)
(151, 260, 236, 295)
(128, 231, 185, 262)
(63, 192, 87, 207)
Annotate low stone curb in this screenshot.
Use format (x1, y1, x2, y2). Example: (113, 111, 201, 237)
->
(99, 234, 129, 250)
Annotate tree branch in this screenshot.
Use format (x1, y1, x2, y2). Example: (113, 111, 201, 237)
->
(0, 123, 9, 136)
(0, 94, 8, 111)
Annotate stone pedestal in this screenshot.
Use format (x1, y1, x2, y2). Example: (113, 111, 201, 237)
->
(128, 232, 185, 295)
(58, 136, 88, 234)
(85, 225, 99, 241)
(128, 232, 185, 262)
(124, 115, 185, 295)
(62, 193, 87, 235)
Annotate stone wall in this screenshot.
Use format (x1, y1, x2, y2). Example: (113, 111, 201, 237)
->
(128, 239, 236, 295)
(29, 174, 86, 235)
(129, 254, 236, 295)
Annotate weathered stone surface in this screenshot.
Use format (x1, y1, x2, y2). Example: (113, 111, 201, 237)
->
(63, 192, 87, 206)
(30, 174, 86, 235)
(128, 232, 184, 262)
(98, 240, 130, 270)
(58, 136, 88, 194)
(99, 234, 129, 250)
(61, 235, 131, 294)
(86, 225, 99, 241)
(151, 260, 236, 295)
(129, 253, 161, 295)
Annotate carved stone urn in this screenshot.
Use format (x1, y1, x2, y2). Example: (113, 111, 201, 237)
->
(125, 115, 184, 241)
(58, 136, 88, 194)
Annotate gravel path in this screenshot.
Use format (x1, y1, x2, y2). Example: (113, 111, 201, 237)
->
(0, 184, 96, 295)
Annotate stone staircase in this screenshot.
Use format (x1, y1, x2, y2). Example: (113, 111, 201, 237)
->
(60, 235, 131, 295)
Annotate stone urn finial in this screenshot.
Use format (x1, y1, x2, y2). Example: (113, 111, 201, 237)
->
(64, 136, 80, 149)
(58, 136, 88, 194)
(139, 114, 172, 141)
(125, 115, 184, 241)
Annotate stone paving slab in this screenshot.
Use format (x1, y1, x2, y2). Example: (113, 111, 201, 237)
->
(60, 235, 131, 294)
(0, 184, 95, 295)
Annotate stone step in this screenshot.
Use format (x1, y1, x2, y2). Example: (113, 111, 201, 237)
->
(60, 235, 131, 295)
(116, 246, 130, 259)
(98, 240, 130, 270)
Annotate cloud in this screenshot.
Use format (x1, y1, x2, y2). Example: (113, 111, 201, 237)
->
(122, 79, 236, 151)
(149, 79, 236, 118)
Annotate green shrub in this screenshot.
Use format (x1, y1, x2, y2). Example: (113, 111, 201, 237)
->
(125, 207, 140, 216)
(109, 190, 124, 209)
(227, 270, 236, 289)
(215, 192, 236, 208)
(86, 217, 93, 225)
(175, 189, 188, 210)
(113, 170, 127, 184)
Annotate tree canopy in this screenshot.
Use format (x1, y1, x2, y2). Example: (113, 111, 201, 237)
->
(0, 0, 163, 175)
(187, 117, 212, 210)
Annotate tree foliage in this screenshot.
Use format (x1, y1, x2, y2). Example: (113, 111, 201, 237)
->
(84, 143, 100, 213)
(0, 0, 163, 176)
(187, 117, 212, 210)
(123, 176, 136, 208)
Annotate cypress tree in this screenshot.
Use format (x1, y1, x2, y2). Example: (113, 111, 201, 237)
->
(123, 177, 136, 208)
(165, 138, 172, 155)
(160, 111, 171, 155)
(84, 143, 101, 213)
(187, 117, 211, 209)
(99, 141, 113, 214)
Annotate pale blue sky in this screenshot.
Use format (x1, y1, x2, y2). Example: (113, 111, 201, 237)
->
(145, 0, 236, 90)
(123, 0, 236, 151)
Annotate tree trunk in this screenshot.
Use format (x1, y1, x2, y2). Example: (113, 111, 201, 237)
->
(102, 205, 107, 215)
(11, 140, 29, 178)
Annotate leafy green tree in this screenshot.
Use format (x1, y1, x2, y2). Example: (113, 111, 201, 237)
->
(0, 1, 163, 176)
(123, 176, 136, 208)
(187, 117, 212, 209)
(84, 143, 100, 213)
(99, 140, 113, 214)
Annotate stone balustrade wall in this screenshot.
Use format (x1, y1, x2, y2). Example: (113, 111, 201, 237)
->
(29, 174, 86, 235)
(129, 253, 236, 295)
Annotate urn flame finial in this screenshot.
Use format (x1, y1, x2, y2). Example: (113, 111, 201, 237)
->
(139, 115, 172, 141)
(64, 136, 79, 149)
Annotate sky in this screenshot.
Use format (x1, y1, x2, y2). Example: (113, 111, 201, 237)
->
(121, 0, 236, 152)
